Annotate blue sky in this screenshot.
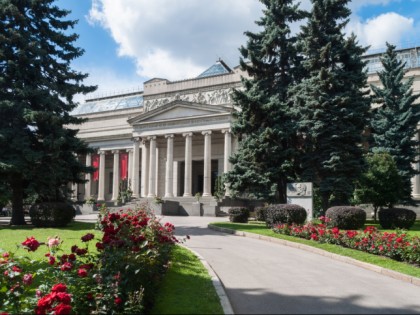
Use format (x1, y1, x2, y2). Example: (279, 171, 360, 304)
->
(55, 0, 420, 101)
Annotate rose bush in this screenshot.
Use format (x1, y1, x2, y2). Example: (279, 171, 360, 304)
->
(272, 217, 420, 265)
(0, 205, 180, 314)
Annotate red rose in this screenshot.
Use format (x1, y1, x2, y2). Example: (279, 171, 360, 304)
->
(86, 293, 94, 300)
(71, 245, 78, 253)
(54, 303, 72, 315)
(60, 262, 73, 271)
(114, 297, 123, 305)
(48, 256, 56, 265)
(77, 268, 88, 278)
(22, 236, 40, 252)
(37, 292, 56, 308)
(56, 292, 71, 304)
(68, 254, 76, 261)
(12, 265, 22, 273)
(76, 248, 87, 256)
(81, 233, 94, 242)
(23, 273, 33, 285)
(96, 242, 104, 250)
(2, 252, 9, 258)
(51, 283, 67, 293)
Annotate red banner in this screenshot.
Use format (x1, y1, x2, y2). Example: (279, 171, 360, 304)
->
(92, 154, 100, 181)
(120, 152, 128, 180)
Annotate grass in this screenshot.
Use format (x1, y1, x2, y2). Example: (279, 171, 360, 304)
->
(150, 245, 224, 315)
(210, 221, 420, 279)
(0, 221, 99, 260)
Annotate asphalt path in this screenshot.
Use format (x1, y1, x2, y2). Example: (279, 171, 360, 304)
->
(157, 215, 420, 315)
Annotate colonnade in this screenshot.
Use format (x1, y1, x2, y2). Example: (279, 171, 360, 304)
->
(80, 129, 234, 202)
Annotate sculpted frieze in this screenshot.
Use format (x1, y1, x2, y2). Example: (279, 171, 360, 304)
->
(144, 88, 233, 112)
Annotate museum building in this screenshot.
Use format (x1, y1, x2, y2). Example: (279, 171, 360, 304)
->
(70, 47, 420, 215)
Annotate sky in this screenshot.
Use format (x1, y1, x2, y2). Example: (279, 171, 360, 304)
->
(56, 0, 420, 101)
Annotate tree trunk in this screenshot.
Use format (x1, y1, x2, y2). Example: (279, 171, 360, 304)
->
(10, 176, 26, 225)
(321, 191, 330, 215)
(277, 178, 287, 204)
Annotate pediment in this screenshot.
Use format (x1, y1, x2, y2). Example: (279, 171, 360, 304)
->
(128, 101, 231, 125)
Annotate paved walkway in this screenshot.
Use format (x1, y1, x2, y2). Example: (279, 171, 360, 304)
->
(8, 214, 420, 314)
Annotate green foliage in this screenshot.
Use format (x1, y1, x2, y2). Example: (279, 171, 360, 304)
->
(325, 206, 366, 230)
(292, 0, 370, 210)
(213, 175, 225, 202)
(370, 43, 420, 204)
(265, 204, 307, 227)
(228, 207, 250, 223)
(254, 205, 268, 222)
(378, 208, 417, 230)
(354, 153, 404, 220)
(29, 202, 76, 227)
(0, 0, 96, 225)
(226, 0, 307, 202)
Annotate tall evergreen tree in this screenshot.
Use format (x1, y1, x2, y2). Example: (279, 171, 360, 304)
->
(292, 0, 370, 211)
(226, 0, 306, 202)
(370, 42, 420, 203)
(0, 0, 96, 225)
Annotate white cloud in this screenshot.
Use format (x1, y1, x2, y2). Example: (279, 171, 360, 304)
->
(347, 12, 415, 49)
(88, 0, 263, 80)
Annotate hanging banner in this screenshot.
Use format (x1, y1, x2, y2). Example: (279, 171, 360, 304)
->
(120, 152, 128, 180)
(92, 154, 100, 181)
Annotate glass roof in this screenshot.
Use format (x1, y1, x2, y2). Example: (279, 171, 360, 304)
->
(71, 94, 143, 115)
(197, 59, 232, 78)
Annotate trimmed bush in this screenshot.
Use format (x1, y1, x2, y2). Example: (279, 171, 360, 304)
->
(228, 207, 250, 223)
(254, 206, 267, 222)
(325, 206, 366, 230)
(265, 204, 307, 227)
(29, 201, 75, 227)
(378, 208, 417, 229)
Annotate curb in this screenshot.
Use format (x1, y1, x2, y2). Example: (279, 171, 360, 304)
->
(180, 245, 234, 315)
(208, 225, 420, 288)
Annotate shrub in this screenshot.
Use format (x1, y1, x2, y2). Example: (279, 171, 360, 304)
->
(378, 208, 417, 229)
(228, 207, 250, 223)
(254, 206, 267, 222)
(325, 206, 366, 230)
(265, 204, 307, 227)
(29, 201, 75, 227)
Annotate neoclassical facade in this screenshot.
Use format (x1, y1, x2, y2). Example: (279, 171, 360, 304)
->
(70, 47, 420, 215)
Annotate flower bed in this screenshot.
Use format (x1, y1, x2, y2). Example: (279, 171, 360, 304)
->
(272, 217, 420, 266)
(0, 205, 179, 314)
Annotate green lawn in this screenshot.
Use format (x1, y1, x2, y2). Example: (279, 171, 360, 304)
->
(0, 221, 99, 260)
(211, 221, 420, 278)
(151, 245, 224, 314)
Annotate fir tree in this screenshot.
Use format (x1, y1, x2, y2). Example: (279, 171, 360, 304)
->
(226, 0, 306, 202)
(0, 0, 96, 225)
(370, 42, 420, 203)
(292, 0, 370, 211)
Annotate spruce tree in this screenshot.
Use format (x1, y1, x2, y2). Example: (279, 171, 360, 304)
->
(370, 42, 420, 203)
(0, 0, 96, 225)
(226, 0, 306, 202)
(292, 0, 370, 211)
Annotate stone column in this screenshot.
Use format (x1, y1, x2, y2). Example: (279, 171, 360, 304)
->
(183, 132, 193, 197)
(132, 138, 140, 198)
(173, 161, 179, 197)
(97, 151, 106, 201)
(148, 136, 157, 197)
(412, 129, 420, 198)
(222, 129, 232, 196)
(141, 139, 149, 197)
(85, 153, 92, 199)
(112, 150, 120, 201)
(127, 149, 133, 187)
(165, 134, 174, 197)
(202, 130, 212, 197)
